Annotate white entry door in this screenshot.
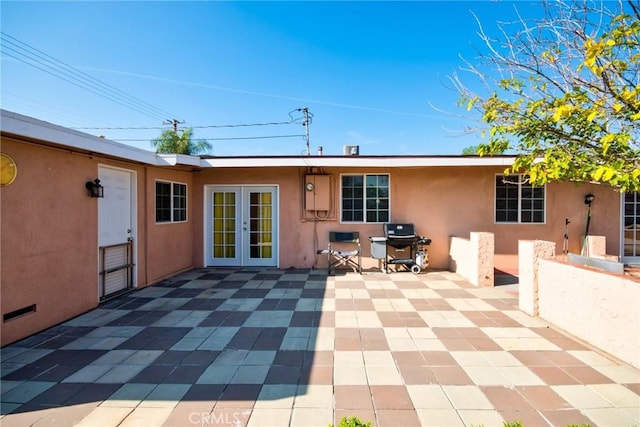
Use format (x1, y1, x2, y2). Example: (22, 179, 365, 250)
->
(206, 185, 278, 267)
(98, 166, 135, 298)
(622, 192, 640, 265)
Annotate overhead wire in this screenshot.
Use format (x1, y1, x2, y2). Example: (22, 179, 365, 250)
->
(0, 89, 114, 128)
(69, 119, 298, 131)
(0, 32, 177, 122)
(1, 32, 315, 152)
(114, 134, 306, 142)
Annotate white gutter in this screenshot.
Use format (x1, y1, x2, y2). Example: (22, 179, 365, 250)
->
(1, 109, 159, 165)
(157, 153, 202, 167)
(199, 155, 516, 168)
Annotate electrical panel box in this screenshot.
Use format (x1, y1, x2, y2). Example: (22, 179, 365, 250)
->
(305, 175, 331, 212)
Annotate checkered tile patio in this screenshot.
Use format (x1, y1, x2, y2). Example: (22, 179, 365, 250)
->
(1, 268, 639, 426)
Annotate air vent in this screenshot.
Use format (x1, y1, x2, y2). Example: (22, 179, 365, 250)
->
(343, 145, 360, 156)
(3, 304, 37, 322)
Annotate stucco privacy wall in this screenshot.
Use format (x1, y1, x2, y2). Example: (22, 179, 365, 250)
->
(449, 232, 495, 286)
(193, 166, 621, 271)
(0, 136, 196, 346)
(518, 240, 557, 316)
(537, 258, 640, 368)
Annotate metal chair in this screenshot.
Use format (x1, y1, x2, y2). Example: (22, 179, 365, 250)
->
(318, 231, 361, 274)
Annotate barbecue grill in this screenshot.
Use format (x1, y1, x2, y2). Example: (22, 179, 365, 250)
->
(385, 223, 417, 248)
(370, 223, 431, 274)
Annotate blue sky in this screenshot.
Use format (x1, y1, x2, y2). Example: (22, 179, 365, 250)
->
(1, 1, 542, 156)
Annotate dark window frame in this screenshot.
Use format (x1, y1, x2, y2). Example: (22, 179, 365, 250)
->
(155, 180, 187, 223)
(495, 174, 545, 224)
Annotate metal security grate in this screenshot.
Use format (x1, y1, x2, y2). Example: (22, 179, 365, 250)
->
(99, 241, 134, 300)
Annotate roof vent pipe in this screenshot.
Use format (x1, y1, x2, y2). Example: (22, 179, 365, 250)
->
(343, 145, 360, 156)
(317, 146, 323, 156)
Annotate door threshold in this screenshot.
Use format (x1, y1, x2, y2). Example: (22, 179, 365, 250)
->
(100, 287, 135, 304)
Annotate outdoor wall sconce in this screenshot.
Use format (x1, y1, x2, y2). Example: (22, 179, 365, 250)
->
(85, 178, 104, 198)
(584, 193, 595, 207)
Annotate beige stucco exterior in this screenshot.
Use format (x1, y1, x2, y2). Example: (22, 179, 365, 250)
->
(193, 165, 621, 273)
(538, 258, 640, 368)
(0, 110, 629, 346)
(0, 135, 197, 345)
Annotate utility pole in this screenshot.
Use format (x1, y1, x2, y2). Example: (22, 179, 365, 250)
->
(164, 119, 184, 134)
(298, 107, 311, 155)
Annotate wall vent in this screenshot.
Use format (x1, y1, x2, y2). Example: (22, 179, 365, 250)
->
(3, 304, 37, 322)
(343, 145, 360, 156)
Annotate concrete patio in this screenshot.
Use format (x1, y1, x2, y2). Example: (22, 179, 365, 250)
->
(1, 268, 639, 426)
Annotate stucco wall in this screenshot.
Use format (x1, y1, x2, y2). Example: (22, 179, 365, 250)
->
(144, 168, 195, 284)
(193, 166, 622, 271)
(0, 138, 196, 346)
(538, 258, 640, 368)
(2, 137, 625, 346)
(1, 139, 101, 345)
(449, 232, 494, 286)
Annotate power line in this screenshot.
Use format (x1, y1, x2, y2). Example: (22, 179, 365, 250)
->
(0, 32, 177, 122)
(69, 119, 298, 131)
(70, 125, 170, 130)
(114, 134, 306, 142)
(195, 120, 296, 129)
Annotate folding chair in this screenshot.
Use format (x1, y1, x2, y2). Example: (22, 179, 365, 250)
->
(318, 231, 361, 274)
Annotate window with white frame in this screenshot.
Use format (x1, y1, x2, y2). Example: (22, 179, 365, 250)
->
(156, 181, 187, 223)
(495, 174, 545, 223)
(341, 174, 389, 223)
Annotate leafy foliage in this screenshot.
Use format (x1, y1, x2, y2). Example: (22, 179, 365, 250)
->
(462, 145, 480, 155)
(151, 127, 212, 155)
(453, 0, 640, 192)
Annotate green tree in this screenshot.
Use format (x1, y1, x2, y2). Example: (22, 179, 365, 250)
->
(151, 127, 212, 155)
(453, 0, 640, 192)
(461, 145, 479, 155)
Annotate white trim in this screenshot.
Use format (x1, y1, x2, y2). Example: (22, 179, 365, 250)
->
(339, 173, 391, 224)
(157, 153, 202, 166)
(97, 164, 137, 295)
(2, 109, 161, 165)
(621, 191, 640, 265)
(494, 173, 547, 225)
(200, 155, 517, 169)
(204, 184, 279, 267)
(3, 109, 520, 169)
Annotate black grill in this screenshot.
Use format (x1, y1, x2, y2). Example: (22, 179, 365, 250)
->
(384, 223, 417, 248)
(370, 223, 431, 274)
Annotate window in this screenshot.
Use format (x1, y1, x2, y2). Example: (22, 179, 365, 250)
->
(341, 174, 389, 223)
(495, 174, 545, 223)
(156, 181, 187, 223)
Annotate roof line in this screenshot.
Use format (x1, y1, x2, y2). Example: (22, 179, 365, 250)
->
(1, 109, 515, 168)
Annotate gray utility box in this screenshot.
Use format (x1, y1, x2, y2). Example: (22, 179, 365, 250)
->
(369, 237, 387, 259)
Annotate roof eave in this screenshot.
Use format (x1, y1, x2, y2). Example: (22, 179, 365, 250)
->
(199, 155, 516, 168)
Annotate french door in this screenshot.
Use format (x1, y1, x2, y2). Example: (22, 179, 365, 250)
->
(622, 192, 640, 265)
(206, 186, 278, 267)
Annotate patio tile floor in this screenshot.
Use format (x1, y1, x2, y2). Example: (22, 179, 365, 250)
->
(1, 268, 639, 426)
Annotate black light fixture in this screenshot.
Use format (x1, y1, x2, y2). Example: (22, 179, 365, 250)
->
(582, 192, 595, 255)
(85, 178, 104, 198)
(584, 193, 595, 207)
